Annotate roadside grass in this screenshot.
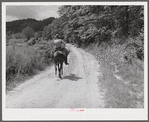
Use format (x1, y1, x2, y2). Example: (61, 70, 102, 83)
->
(88, 43, 144, 108)
(6, 39, 54, 91)
(7, 39, 26, 45)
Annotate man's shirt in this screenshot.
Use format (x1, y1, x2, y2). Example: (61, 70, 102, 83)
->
(54, 39, 66, 48)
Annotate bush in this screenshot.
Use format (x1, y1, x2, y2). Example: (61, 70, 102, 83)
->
(22, 26, 34, 40)
(27, 38, 36, 46)
(6, 41, 54, 89)
(124, 34, 144, 63)
(7, 46, 35, 80)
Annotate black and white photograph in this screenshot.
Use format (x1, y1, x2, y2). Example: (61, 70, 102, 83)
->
(2, 1, 148, 121)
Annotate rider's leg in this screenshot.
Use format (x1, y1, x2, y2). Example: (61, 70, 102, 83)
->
(64, 55, 69, 65)
(55, 64, 57, 76)
(62, 48, 69, 65)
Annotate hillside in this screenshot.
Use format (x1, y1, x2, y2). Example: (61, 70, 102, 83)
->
(6, 17, 55, 34)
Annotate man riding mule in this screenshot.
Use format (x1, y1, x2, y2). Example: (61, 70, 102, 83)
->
(52, 34, 70, 65)
(52, 34, 70, 78)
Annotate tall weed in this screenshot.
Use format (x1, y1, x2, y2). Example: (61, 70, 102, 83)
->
(6, 40, 54, 90)
(89, 43, 144, 108)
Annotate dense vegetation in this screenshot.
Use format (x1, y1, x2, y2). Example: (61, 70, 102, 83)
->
(6, 39, 54, 90)
(41, 5, 144, 60)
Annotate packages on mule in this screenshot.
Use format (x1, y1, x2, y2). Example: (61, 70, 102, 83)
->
(54, 39, 70, 56)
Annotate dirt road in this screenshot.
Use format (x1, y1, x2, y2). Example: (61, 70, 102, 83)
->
(6, 44, 105, 108)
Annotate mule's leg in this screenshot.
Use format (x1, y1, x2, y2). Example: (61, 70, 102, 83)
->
(55, 64, 57, 77)
(58, 63, 62, 79)
(58, 63, 60, 78)
(59, 62, 63, 79)
(61, 62, 63, 75)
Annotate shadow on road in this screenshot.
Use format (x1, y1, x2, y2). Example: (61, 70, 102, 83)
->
(63, 73, 82, 81)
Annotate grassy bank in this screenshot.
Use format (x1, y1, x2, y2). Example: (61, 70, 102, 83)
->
(88, 43, 144, 108)
(6, 40, 54, 91)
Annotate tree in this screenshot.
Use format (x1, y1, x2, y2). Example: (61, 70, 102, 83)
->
(42, 24, 52, 39)
(12, 32, 22, 39)
(34, 32, 41, 39)
(22, 26, 34, 40)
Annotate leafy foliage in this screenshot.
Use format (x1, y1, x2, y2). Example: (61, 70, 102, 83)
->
(34, 31, 42, 39)
(6, 41, 54, 89)
(22, 26, 35, 40)
(40, 6, 140, 48)
(51, 5, 144, 60)
(36, 5, 144, 62)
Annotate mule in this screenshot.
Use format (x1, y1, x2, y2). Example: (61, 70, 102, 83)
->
(53, 51, 65, 79)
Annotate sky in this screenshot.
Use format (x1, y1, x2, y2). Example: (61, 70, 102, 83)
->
(6, 5, 60, 22)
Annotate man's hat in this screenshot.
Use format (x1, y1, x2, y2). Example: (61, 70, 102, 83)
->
(55, 34, 59, 38)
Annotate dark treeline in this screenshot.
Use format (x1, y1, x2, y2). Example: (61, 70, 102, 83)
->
(6, 17, 55, 34)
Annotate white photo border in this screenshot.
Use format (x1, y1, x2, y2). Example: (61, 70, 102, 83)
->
(2, 1, 148, 120)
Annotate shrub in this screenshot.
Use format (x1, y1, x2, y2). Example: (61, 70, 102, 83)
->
(6, 41, 54, 89)
(22, 26, 34, 40)
(27, 38, 36, 46)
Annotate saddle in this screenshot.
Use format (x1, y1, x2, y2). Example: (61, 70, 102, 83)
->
(53, 47, 65, 57)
